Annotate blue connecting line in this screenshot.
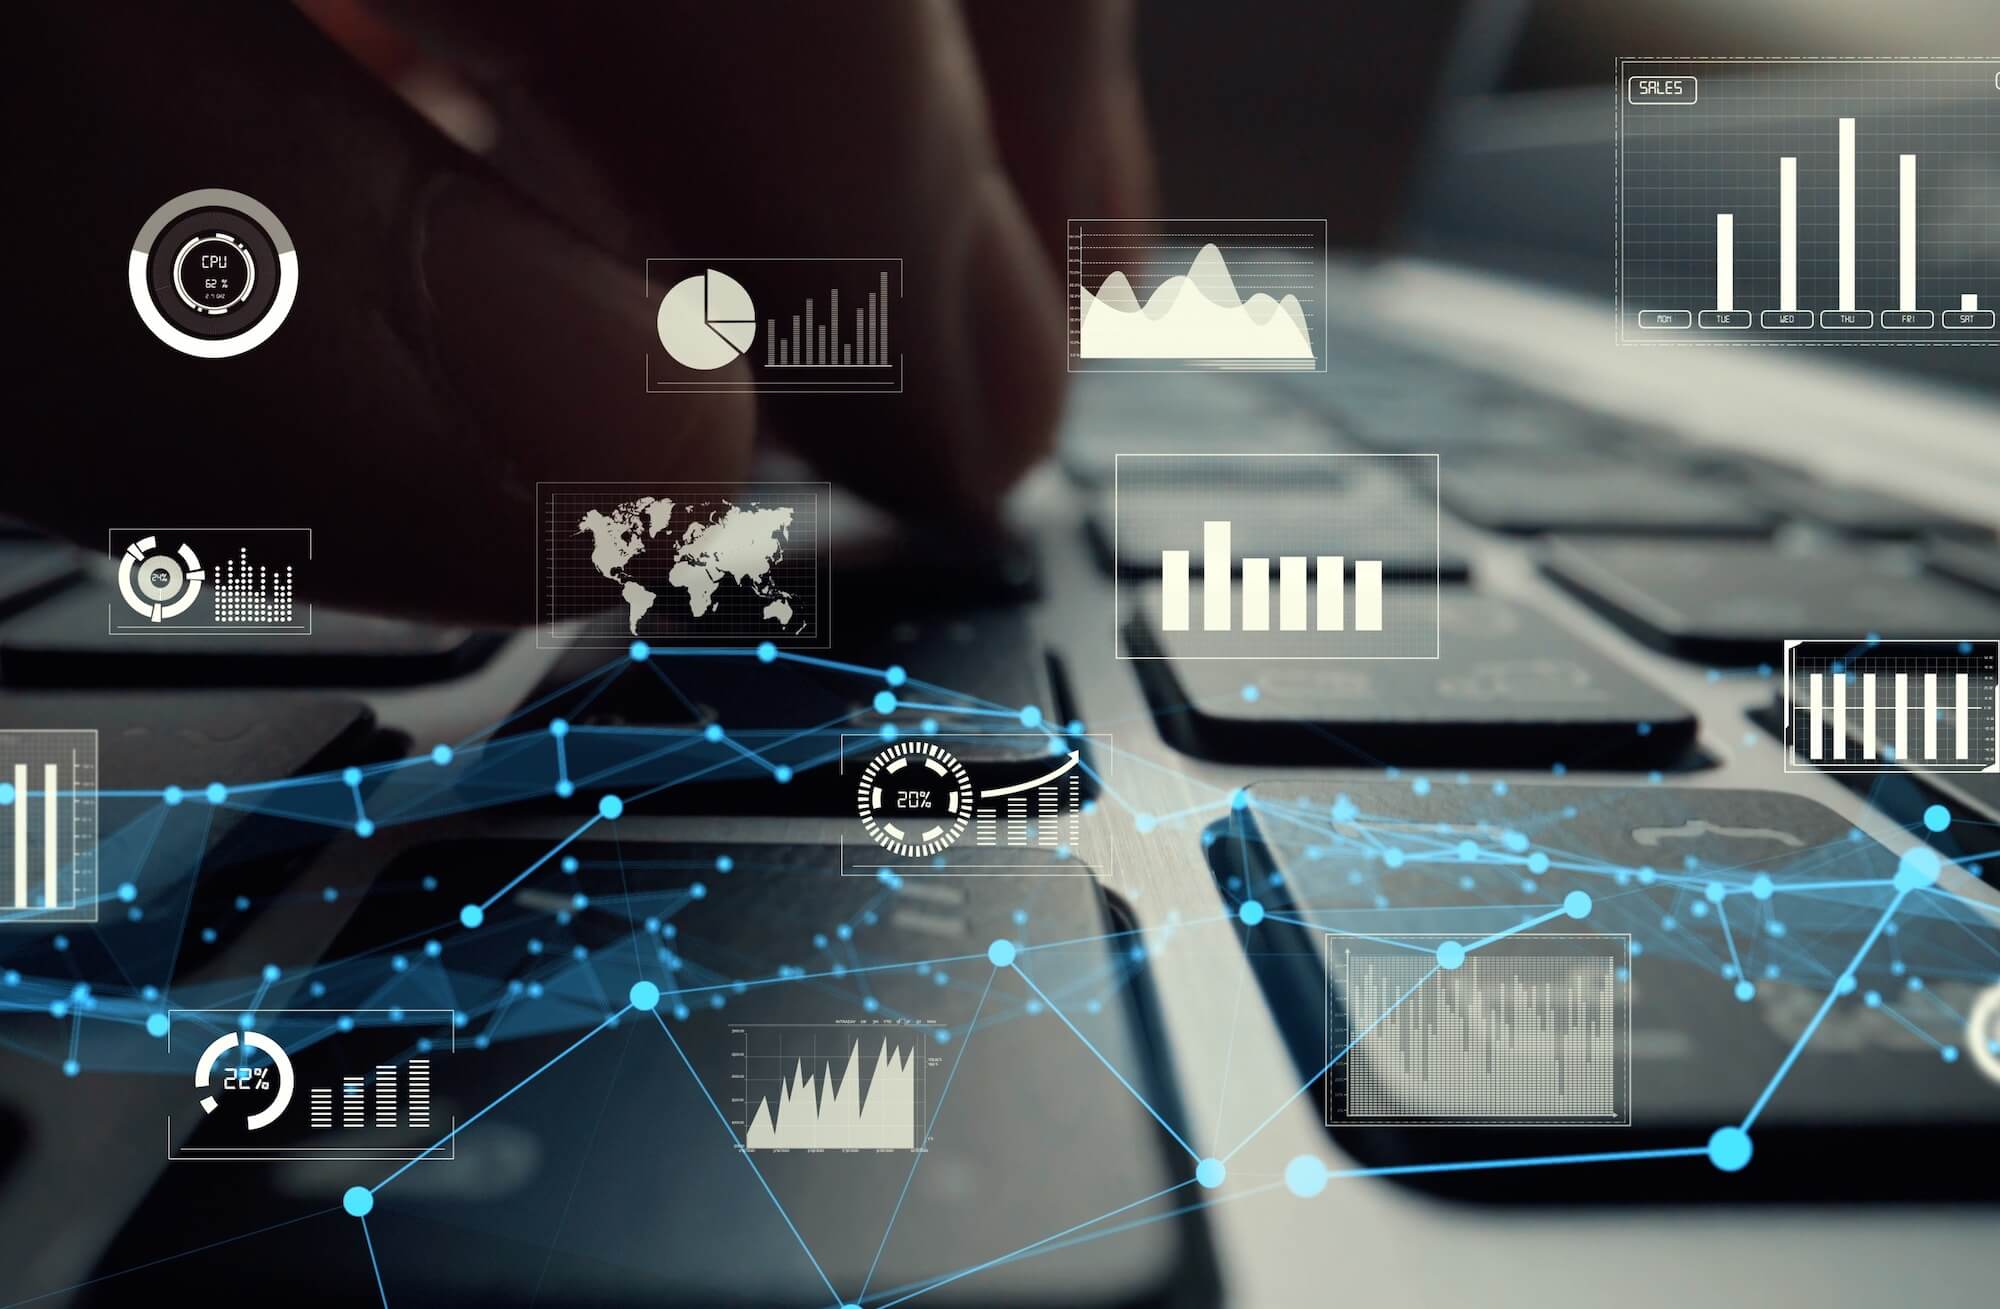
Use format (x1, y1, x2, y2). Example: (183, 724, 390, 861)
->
(477, 815, 603, 912)
(360, 1216, 391, 1308)
(649, 1008, 842, 1308)
(1012, 962, 1200, 1162)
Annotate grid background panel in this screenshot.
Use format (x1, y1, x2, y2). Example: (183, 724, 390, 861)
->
(538, 482, 829, 649)
(1783, 639, 1999, 772)
(1617, 58, 2000, 345)
(1327, 934, 1631, 1126)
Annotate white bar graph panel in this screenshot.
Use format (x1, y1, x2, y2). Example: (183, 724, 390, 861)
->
(1785, 641, 1999, 774)
(1, 730, 99, 923)
(1113, 453, 1441, 660)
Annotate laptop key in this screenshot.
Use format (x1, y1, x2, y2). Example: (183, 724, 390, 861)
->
(1543, 538, 2000, 665)
(1223, 779, 2000, 1204)
(0, 586, 502, 687)
(1747, 476, 1992, 541)
(1442, 457, 1776, 536)
(511, 609, 1066, 813)
(1128, 590, 1696, 767)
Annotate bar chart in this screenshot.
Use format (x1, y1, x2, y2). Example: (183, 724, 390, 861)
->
(0, 729, 98, 924)
(169, 1007, 456, 1162)
(646, 257, 904, 392)
(1115, 454, 1439, 659)
(1784, 640, 1999, 774)
(1619, 59, 2000, 344)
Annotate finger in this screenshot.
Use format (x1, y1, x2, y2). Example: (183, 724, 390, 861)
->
(960, 0, 1158, 273)
(14, 2, 753, 623)
(376, 0, 1067, 529)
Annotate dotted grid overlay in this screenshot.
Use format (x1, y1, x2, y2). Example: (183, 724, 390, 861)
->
(1327, 934, 1632, 1125)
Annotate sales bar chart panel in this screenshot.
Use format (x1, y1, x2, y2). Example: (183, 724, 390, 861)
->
(1067, 219, 1329, 372)
(1618, 59, 2000, 345)
(646, 258, 903, 392)
(0, 729, 97, 925)
(1114, 453, 1440, 660)
(1326, 934, 1633, 1125)
(1783, 639, 2000, 773)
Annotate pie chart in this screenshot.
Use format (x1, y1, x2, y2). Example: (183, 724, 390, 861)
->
(656, 268, 757, 370)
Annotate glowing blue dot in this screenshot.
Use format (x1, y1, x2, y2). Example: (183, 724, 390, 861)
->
(1750, 875, 1774, 901)
(354, 818, 375, 838)
(1239, 899, 1265, 926)
(629, 980, 661, 1011)
(342, 767, 362, 787)
(554, 779, 574, 799)
(1707, 1126, 1752, 1173)
(691, 882, 707, 899)
(1436, 941, 1466, 970)
(1285, 1154, 1328, 1197)
(206, 783, 228, 804)
(598, 793, 624, 820)
(1241, 684, 1261, 703)
(715, 855, 734, 873)
(1383, 848, 1405, 869)
(1135, 814, 1156, 834)
(1942, 1045, 1959, 1063)
(1894, 846, 1941, 892)
(161, 785, 182, 806)
(1195, 1157, 1227, 1189)
(261, 963, 280, 984)
(549, 718, 569, 738)
(561, 855, 579, 875)
(1526, 852, 1550, 875)
(874, 691, 898, 715)
(1704, 882, 1725, 904)
(1231, 788, 1249, 812)
(885, 665, 907, 687)
(431, 744, 453, 766)
(987, 939, 1017, 967)
(774, 765, 794, 784)
(1564, 890, 1592, 920)
(1923, 804, 1951, 833)
(629, 640, 651, 661)
(343, 1186, 374, 1217)
(704, 723, 724, 743)
(1015, 705, 1042, 729)
(459, 904, 484, 929)
(1412, 777, 1431, 796)
(0, 783, 13, 806)
(143, 1012, 170, 1038)
(116, 882, 136, 903)
(62, 1059, 79, 1078)
(1734, 981, 1756, 1002)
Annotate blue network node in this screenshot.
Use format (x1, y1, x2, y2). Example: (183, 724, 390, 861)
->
(629, 980, 661, 1011)
(458, 904, 484, 930)
(1238, 900, 1265, 926)
(598, 793, 624, 820)
(1436, 941, 1466, 970)
(1285, 1154, 1329, 1197)
(1195, 1158, 1227, 1189)
(987, 939, 1017, 967)
(343, 1186, 375, 1218)
(1707, 1126, 1753, 1173)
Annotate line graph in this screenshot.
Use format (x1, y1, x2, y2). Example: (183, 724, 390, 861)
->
(1327, 934, 1632, 1125)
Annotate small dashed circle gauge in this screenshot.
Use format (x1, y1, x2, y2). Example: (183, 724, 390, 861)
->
(1969, 982, 2000, 1088)
(856, 740, 975, 858)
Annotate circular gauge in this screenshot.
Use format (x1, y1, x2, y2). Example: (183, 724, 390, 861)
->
(1969, 983, 2000, 1087)
(116, 535, 204, 622)
(856, 740, 974, 858)
(173, 231, 256, 314)
(194, 1028, 296, 1132)
(129, 188, 297, 357)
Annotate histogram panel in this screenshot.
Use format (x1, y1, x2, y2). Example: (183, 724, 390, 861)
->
(1327, 935, 1632, 1125)
(1783, 639, 2000, 773)
(1618, 59, 2000, 344)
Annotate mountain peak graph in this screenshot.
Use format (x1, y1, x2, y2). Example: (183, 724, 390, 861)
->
(1068, 220, 1328, 371)
(734, 1025, 928, 1151)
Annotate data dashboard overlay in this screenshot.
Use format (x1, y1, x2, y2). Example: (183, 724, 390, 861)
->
(1617, 58, 2000, 345)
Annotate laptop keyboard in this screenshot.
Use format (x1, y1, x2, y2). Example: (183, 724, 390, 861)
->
(2, 324, 1996, 1303)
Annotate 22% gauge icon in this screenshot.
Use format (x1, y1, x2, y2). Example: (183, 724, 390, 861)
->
(194, 1028, 296, 1132)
